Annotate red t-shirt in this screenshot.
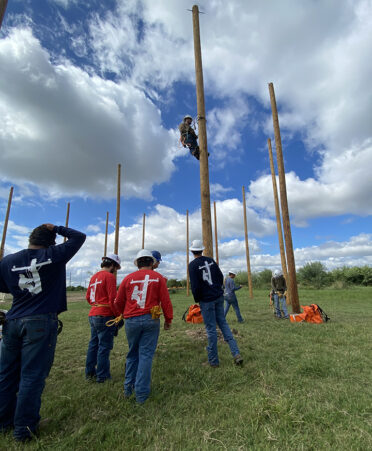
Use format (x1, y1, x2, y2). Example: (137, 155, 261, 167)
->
(86, 270, 118, 317)
(114, 269, 173, 323)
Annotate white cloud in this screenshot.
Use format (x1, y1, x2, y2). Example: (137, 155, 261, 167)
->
(210, 183, 233, 198)
(0, 27, 178, 200)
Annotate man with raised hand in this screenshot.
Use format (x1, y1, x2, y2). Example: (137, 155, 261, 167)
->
(224, 271, 244, 323)
(0, 223, 86, 442)
(85, 253, 121, 383)
(188, 240, 243, 368)
(114, 249, 173, 404)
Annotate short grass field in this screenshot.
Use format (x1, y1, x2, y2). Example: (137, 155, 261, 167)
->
(1, 287, 371, 450)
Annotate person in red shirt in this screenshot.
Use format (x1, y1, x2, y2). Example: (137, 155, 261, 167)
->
(85, 253, 121, 383)
(115, 249, 173, 404)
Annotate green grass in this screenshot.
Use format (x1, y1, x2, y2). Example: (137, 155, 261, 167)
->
(1, 288, 371, 450)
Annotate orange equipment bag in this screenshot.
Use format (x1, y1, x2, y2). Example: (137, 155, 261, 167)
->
(182, 304, 204, 324)
(290, 304, 330, 324)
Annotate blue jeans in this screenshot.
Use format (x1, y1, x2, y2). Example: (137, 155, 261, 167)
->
(85, 316, 116, 382)
(224, 294, 244, 322)
(0, 313, 58, 440)
(124, 314, 160, 404)
(200, 296, 240, 366)
(273, 293, 289, 318)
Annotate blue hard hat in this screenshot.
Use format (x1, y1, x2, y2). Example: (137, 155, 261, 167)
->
(151, 250, 162, 262)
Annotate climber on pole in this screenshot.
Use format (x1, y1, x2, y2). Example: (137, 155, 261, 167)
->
(179, 115, 200, 160)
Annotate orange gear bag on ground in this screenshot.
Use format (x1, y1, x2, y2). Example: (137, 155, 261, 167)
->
(290, 304, 330, 324)
(182, 304, 204, 324)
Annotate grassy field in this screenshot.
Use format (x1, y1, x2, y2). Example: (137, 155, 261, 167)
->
(0, 287, 371, 450)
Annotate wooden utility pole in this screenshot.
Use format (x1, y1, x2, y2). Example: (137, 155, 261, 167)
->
(114, 164, 121, 257)
(213, 201, 219, 265)
(142, 213, 146, 249)
(192, 5, 213, 258)
(267, 138, 290, 304)
(104, 211, 109, 257)
(242, 186, 253, 298)
(63, 202, 70, 243)
(0, 0, 8, 29)
(268, 82, 300, 313)
(186, 209, 190, 296)
(0, 186, 13, 260)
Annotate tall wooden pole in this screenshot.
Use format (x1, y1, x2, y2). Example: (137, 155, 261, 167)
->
(63, 202, 70, 243)
(114, 164, 121, 257)
(213, 201, 219, 265)
(242, 186, 253, 298)
(104, 211, 109, 257)
(186, 210, 190, 296)
(267, 138, 290, 305)
(0, 186, 13, 260)
(142, 213, 146, 249)
(268, 82, 300, 313)
(0, 0, 8, 29)
(192, 5, 213, 258)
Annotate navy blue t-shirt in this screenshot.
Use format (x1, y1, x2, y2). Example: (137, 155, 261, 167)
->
(0, 226, 86, 319)
(188, 256, 224, 303)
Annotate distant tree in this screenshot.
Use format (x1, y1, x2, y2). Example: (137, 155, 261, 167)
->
(166, 279, 182, 288)
(297, 262, 330, 289)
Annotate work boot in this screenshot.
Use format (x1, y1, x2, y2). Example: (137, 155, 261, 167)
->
(234, 354, 243, 366)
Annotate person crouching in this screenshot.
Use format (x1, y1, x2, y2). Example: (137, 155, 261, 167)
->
(85, 253, 121, 383)
(114, 249, 173, 404)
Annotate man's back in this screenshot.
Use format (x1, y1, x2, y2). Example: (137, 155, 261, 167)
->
(188, 256, 223, 303)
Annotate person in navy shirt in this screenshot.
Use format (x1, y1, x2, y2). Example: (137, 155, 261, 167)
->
(188, 240, 243, 368)
(0, 223, 85, 442)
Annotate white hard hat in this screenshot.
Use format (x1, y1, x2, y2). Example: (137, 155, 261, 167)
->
(103, 253, 121, 269)
(184, 114, 192, 121)
(273, 269, 283, 277)
(228, 270, 236, 275)
(189, 239, 204, 252)
(134, 249, 156, 266)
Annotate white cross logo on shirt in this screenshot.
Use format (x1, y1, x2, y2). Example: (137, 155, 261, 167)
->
(11, 258, 52, 295)
(198, 261, 214, 286)
(89, 278, 102, 304)
(130, 274, 159, 309)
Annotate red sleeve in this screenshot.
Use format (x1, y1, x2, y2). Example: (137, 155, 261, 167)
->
(114, 278, 127, 315)
(159, 277, 173, 323)
(86, 282, 91, 304)
(106, 273, 118, 315)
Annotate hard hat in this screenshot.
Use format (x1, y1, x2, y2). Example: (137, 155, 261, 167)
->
(134, 249, 156, 266)
(228, 270, 236, 275)
(273, 269, 283, 277)
(189, 239, 204, 252)
(102, 253, 121, 269)
(184, 114, 192, 121)
(151, 250, 162, 262)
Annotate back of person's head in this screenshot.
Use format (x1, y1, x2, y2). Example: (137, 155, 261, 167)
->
(137, 256, 155, 268)
(29, 225, 56, 247)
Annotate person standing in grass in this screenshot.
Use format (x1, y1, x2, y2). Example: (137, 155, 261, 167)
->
(271, 269, 289, 319)
(188, 240, 243, 368)
(0, 224, 85, 442)
(85, 253, 121, 383)
(224, 271, 244, 323)
(114, 249, 173, 404)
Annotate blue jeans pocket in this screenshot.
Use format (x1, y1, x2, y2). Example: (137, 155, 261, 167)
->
(24, 319, 49, 343)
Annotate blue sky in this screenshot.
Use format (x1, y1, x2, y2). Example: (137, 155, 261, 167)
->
(1, 0, 372, 284)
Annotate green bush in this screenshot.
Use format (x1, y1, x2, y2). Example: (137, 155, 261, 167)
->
(297, 262, 331, 289)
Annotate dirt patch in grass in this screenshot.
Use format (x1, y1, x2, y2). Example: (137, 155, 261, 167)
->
(185, 327, 240, 342)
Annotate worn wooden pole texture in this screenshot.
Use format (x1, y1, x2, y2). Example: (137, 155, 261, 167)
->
(213, 201, 219, 265)
(268, 83, 300, 313)
(63, 202, 70, 243)
(104, 211, 109, 257)
(142, 213, 146, 249)
(267, 138, 291, 305)
(114, 164, 121, 257)
(192, 4, 213, 258)
(242, 186, 254, 298)
(0, 0, 8, 29)
(186, 209, 190, 296)
(0, 186, 13, 260)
